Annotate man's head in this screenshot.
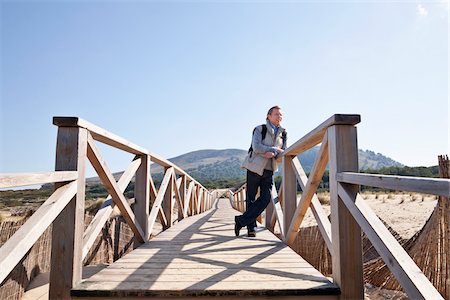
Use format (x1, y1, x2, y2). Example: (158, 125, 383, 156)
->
(266, 105, 282, 126)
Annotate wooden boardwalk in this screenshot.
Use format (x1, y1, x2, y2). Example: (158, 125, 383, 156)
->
(72, 198, 339, 299)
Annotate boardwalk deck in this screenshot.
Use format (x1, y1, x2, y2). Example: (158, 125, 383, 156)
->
(72, 198, 339, 299)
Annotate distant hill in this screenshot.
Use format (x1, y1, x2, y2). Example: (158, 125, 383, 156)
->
(153, 148, 402, 174)
(83, 148, 403, 188)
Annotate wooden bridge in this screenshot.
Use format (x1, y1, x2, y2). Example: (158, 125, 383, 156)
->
(1, 114, 449, 299)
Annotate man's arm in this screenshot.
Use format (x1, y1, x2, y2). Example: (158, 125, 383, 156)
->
(251, 126, 279, 155)
(275, 130, 287, 163)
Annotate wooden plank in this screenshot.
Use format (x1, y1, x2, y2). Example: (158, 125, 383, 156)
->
(53, 117, 147, 155)
(269, 183, 284, 238)
(282, 155, 297, 237)
(149, 174, 167, 227)
(148, 168, 174, 235)
(291, 157, 332, 251)
(173, 175, 186, 219)
(337, 172, 450, 197)
(162, 168, 174, 229)
(0, 171, 77, 189)
(283, 114, 360, 157)
(240, 189, 245, 213)
(265, 189, 274, 230)
(192, 185, 199, 215)
(196, 186, 203, 214)
(327, 125, 363, 299)
(86, 134, 145, 243)
(73, 198, 339, 298)
(0, 181, 77, 283)
(53, 117, 209, 194)
(184, 181, 194, 216)
(179, 175, 187, 219)
(134, 154, 149, 246)
(50, 127, 87, 300)
(287, 139, 331, 249)
(82, 158, 142, 259)
(338, 184, 443, 299)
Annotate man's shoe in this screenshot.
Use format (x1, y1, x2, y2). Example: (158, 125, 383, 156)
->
(234, 216, 242, 236)
(247, 230, 256, 237)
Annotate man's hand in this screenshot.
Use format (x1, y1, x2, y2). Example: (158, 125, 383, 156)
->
(263, 152, 275, 159)
(274, 147, 284, 154)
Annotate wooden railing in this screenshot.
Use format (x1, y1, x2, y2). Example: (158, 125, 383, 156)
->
(230, 114, 450, 299)
(0, 117, 215, 299)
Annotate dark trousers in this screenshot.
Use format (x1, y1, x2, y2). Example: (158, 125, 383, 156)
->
(237, 169, 273, 231)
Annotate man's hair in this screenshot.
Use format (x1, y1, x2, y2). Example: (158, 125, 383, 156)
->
(266, 105, 281, 120)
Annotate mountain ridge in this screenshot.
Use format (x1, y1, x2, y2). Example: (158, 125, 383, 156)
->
(85, 148, 403, 186)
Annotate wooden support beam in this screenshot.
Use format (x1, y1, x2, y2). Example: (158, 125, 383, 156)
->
(86, 134, 145, 243)
(82, 158, 141, 259)
(148, 168, 174, 236)
(49, 127, 87, 300)
(282, 155, 297, 238)
(269, 184, 285, 239)
(173, 175, 186, 220)
(286, 138, 331, 250)
(53, 117, 147, 155)
(328, 125, 363, 299)
(53, 117, 209, 193)
(338, 184, 444, 299)
(291, 157, 332, 251)
(184, 181, 194, 217)
(337, 172, 450, 198)
(265, 190, 274, 230)
(0, 181, 77, 284)
(162, 168, 174, 229)
(134, 154, 149, 247)
(0, 171, 78, 189)
(283, 114, 360, 157)
(149, 174, 167, 227)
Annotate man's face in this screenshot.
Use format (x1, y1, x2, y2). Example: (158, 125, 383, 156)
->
(268, 109, 283, 126)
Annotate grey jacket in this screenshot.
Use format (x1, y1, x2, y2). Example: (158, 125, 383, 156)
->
(241, 120, 287, 176)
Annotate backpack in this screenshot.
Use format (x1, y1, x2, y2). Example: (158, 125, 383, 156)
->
(248, 124, 287, 157)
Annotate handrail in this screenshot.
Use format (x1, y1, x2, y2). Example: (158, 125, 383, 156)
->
(283, 114, 360, 156)
(231, 113, 447, 299)
(337, 172, 450, 197)
(0, 171, 78, 189)
(53, 116, 206, 189)
(0, 117, 217, 299)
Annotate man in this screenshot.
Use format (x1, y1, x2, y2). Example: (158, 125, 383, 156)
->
(236, 105, 287, 237)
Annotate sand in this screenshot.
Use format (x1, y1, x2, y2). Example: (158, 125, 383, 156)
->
(301, 192, 438, 240)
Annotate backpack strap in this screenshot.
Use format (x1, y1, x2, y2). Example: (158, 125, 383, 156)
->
(261, 124, 267, 141)
(248, 124, 267, 157)
(281, 129, 287, 149)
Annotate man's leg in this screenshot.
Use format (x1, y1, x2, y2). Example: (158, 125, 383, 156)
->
(235, 170, 260, 236)
(237, 170, 260, 226)
(238, 170, 273, 227)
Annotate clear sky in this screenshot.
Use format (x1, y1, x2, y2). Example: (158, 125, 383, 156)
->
(1, 0, 449, 176)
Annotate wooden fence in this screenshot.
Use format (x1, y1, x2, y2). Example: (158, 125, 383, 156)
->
(0, 117, 216, 299)
(231, 114, 450, 300)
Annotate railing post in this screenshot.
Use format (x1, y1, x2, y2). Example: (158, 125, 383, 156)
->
(230, 191, 234, 209)
(328, 124, 363, 299)
(134, 154, 149, 243)
(49, 126, 87, 300)
(178, 175, 186, 219)
(265, 197, 274, 229)
(162, 167, 173, 229)
(240, 189, 245, 212)
(282, 155, 297, 238)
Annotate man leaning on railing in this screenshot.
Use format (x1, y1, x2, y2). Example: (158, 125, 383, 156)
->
(235, 105, 287, 237)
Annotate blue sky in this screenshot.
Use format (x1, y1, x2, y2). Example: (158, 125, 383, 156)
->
(1, 0, 449, 176)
